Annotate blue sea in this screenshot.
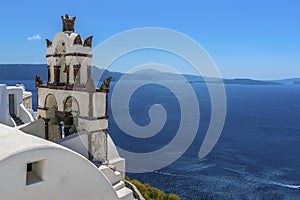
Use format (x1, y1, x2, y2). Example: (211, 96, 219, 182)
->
(2, 79, 300, 199)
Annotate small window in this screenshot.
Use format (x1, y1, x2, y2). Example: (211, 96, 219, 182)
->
(27, 163, 32, 172)
(26, 159, 46, 186)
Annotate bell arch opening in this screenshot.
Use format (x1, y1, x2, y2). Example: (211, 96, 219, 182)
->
(62, 96, 80, 137)
(54, 39, 67, 85)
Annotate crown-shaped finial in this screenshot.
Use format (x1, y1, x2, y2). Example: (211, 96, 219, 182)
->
(61, 14, 76, 32)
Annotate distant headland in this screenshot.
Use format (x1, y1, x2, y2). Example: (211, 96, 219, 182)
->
(0, 64, 299, 86)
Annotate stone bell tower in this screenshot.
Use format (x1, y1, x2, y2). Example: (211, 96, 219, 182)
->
(36, 14, 111, 163)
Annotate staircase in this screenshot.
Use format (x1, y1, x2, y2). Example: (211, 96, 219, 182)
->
(99, 165, 134, 200)
(11, 114, 24, 126)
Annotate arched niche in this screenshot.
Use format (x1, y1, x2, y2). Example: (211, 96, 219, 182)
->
(44, 94, 61, 141)
(62, 96, 80, 136)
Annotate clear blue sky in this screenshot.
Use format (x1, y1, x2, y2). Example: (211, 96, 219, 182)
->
(0, 0, 299, 80)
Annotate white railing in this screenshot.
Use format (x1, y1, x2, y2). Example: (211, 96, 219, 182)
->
(19, 104, 34, 123)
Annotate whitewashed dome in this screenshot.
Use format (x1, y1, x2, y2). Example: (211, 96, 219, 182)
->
(0, 124, 123, 200)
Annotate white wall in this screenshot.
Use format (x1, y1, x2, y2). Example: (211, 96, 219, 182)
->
(0, 85, 17, 127)
(0, 145, 123, 200)
(94, 92, 106, 117)
(20, 119, 45, 139)
(0, 85, 9, 124)
(56, 133, 89, 158)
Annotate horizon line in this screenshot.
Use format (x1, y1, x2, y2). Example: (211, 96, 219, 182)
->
(0, 63, 299, 81)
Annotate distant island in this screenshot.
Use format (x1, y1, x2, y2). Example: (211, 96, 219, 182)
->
(0, 64, 298, 86)
(223, 78, 281, 85)
(293, 81, 300, 85)
(189, 78, 281, 85)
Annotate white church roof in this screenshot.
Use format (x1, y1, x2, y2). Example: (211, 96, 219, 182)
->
(0, 123, 64, 162)
(0, 123, 134, 200)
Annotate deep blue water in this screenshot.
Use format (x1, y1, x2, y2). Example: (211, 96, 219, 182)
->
(111, 82, 300, 200)
(2, 80, 300, 199)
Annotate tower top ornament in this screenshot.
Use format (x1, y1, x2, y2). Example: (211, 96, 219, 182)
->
(61, 14, 76, 32)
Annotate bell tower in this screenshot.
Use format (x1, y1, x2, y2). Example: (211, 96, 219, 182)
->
(36, 14, 111, 163)
(45, 14, 94, 88)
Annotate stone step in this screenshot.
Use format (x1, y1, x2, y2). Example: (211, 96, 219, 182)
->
(113, 180, 125, 191)
(115, 187, 134, 200)
(99, 165, 122, 185)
